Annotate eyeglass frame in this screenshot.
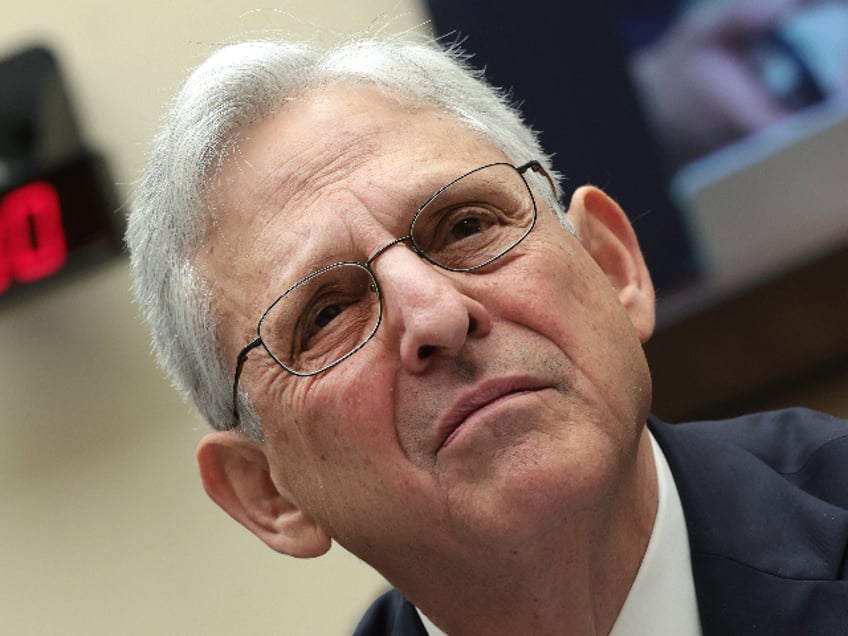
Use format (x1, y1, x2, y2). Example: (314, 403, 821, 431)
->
(229, 160, 554, 425)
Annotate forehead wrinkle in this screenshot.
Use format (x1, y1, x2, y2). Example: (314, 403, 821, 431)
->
(246, 132, 386, 275)
(252, 128, 377, 223)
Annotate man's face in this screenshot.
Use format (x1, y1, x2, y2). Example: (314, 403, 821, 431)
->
(199, 85, 653, 580)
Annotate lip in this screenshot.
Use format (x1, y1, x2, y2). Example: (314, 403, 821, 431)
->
(434, 376, 552, 453)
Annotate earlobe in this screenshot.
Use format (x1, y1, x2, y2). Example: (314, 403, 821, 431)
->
(568, 186, 656, 343)
(197, 431, 331, 558)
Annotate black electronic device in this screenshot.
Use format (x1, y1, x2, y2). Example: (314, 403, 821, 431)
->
(0, 46, 123, 302)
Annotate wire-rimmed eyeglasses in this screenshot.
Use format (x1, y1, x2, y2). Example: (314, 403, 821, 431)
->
(230, 160, 553, 426)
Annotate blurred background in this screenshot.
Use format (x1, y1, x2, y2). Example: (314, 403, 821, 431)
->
(1, 0, 846, 634)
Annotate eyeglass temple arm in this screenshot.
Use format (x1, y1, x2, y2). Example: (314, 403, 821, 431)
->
(232, 337, 263, 424)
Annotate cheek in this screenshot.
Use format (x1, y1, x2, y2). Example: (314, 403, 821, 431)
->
(496, 241, 599, 345)
(498, 243, 651, 423)
(264, 358, 401, 486)
(264, 363, 440, 548)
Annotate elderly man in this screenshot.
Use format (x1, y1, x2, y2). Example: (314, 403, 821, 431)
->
(127, 37, 848, 635)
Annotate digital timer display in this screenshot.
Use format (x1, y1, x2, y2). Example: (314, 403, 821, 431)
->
(0, 180, 66, 292)
(0, 152, 123, 301)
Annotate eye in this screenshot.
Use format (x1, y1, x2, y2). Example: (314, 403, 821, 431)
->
(291, 294, 353, 358)
(314, 303, 343, 329)
(449, 214, 486, 241)
(259, 262, 380, 373)
(439, 206, 498, 245)
(302, 296, 350, 347)
(295, 270, 375, 354)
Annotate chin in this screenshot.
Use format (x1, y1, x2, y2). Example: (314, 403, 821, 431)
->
(445, 430, 624, 545)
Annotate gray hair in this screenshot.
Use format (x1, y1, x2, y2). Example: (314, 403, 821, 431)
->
(126, 35, 569, 443)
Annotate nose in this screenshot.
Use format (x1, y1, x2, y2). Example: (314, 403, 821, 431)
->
(373, 247, 491, 373)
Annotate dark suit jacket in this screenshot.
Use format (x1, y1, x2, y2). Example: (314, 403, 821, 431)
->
(353, 408, 848, 635)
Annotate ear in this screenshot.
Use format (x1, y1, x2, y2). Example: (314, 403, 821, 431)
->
(568, 186, 656, 343)
(197, 431, 331, 558)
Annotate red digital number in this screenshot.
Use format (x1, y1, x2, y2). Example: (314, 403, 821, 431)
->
(0, 181, 68, 294)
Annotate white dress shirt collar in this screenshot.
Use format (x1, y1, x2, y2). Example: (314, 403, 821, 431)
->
(608, 431, 702, 635)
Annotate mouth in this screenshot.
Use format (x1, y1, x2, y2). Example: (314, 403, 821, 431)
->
(435, 376, 552, 454)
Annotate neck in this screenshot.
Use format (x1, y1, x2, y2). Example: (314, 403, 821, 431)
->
(404, 429, 658, 636)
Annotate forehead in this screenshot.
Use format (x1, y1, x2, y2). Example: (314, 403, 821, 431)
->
(215, 83, 498, 208)
(208, 83, 506, 248)
(198, 84, 507, 338)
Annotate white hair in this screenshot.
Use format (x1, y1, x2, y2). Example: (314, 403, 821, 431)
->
(126, 36, 570, 442)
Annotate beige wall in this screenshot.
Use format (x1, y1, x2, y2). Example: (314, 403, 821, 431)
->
(0, 2, 429, 634)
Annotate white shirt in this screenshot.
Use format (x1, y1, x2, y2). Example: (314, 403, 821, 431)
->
(418, 433, 702, 635)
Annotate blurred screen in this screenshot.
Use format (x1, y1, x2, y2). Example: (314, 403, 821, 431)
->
(427, 0, 848, 310)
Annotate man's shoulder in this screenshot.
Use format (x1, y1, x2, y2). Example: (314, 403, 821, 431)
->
(650, 407, 848, 506)
(663, 406, 848, 449)
(650, 408, 848, 631)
